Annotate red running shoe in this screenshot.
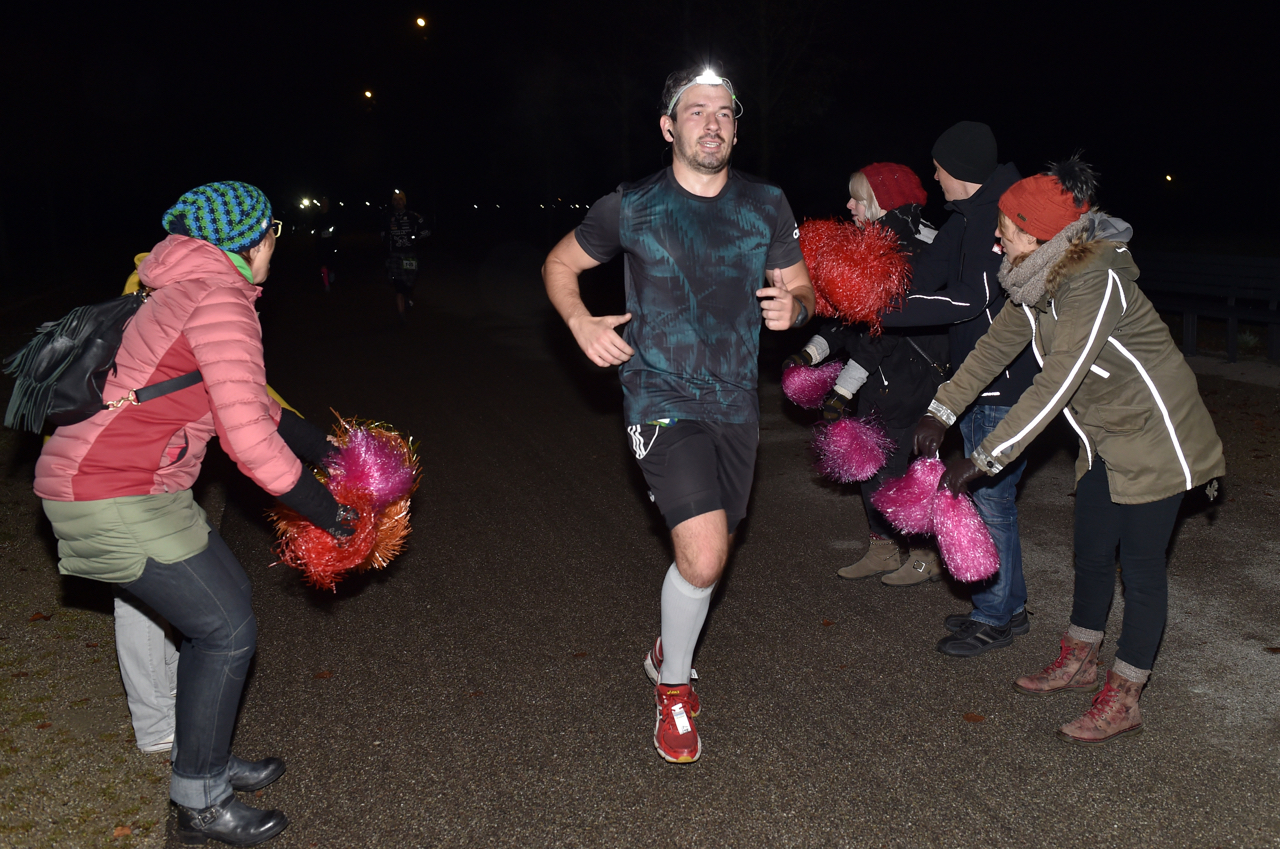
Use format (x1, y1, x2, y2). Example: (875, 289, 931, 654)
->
(642, 638, 699, 715)
(654, 683, 701, 763)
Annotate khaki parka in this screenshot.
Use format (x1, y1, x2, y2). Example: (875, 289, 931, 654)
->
(930, 236, 1225, 504)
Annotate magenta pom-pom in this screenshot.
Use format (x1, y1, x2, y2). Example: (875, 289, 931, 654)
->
(798, 218, 911, 332)
(870, 456, 944, 535)
(812, 416, 895, 484)
(325, 427, 417, 513)
(783, 361, 842, 408)
(933, 490, 1001, 582)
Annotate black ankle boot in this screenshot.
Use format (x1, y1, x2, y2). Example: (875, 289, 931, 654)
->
(228, 756, 286, 792)
(176, 797, 288, 846)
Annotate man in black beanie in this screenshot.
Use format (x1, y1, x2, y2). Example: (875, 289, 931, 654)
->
(873, 122, 1036, 658)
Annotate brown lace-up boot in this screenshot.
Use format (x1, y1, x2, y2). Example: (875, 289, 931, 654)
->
(1056, 669, 1144, 745)
(1013, 632, 1101, 696)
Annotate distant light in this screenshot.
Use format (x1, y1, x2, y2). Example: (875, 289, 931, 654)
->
(338, 202, 344, 206)
(496, 204, 500, 208)
(394, 189, 401, 195)
(416, 16, 426, 26)
(365, 91, 373, 98)
(1166, 175, 1172, 181)
(365, 201, 371, 206)
(474, 204, 478, 209)
(540, 204, 545, 209)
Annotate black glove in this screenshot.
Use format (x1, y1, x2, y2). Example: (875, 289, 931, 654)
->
(913, 414, 947, 457)
(821, 387, 853, 422)
(276, 471, 358, 538)
(277, 409, 334, 467)
(939, 457, 986, 496)
(783, 350, 814, 369)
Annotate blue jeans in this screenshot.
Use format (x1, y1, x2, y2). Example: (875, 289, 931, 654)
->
(959, 405, 1028, 627)
(122, 526, 256, 809)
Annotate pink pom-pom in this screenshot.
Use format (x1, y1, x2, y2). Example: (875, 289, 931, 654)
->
(870, 456, 944, 535)
(933, 490, 1001, 582)
(798, 218, 911, 333)
(325, 427, 417, 513)
(812, 416, 895, 483)
(783, 361, 842, 408)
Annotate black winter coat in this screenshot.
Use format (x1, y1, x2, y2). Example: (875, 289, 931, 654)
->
(879, 163, 1038, 408)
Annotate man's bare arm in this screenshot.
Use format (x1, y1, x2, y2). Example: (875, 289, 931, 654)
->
(542, 231, 635, 366)
(756, 261, 815, 331)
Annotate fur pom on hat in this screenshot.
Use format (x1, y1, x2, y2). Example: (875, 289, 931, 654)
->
(999, 155, 1097, 241)
(163, 181, 274, 252)
(860, 163, 927, 211)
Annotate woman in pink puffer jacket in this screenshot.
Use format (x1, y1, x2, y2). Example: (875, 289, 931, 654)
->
(38, 182, 349, 847)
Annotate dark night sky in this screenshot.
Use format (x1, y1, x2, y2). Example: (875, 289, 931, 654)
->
(1, 3, 1271, 281)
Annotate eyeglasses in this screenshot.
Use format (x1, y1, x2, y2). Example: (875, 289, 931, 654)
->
(665, 69, 742, 119)
(271, 220, 283, 238)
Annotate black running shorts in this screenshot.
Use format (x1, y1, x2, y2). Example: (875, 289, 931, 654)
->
(626, 419, 759, 534)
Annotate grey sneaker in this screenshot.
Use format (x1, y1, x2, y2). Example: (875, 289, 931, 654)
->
(944, 608, 1030, 635)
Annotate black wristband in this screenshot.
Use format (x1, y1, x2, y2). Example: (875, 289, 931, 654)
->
(792, 300, 809, 328)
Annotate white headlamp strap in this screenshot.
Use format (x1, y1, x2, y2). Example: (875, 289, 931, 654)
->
(665, 70, 743, 118)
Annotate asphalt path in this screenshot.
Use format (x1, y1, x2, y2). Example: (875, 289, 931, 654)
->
(5, 237, 1280, 847)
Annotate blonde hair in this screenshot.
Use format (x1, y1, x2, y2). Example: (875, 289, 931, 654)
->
(848, 171, 885, 223)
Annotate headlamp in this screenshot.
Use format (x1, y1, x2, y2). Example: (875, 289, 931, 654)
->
(665, 69, 743, 118)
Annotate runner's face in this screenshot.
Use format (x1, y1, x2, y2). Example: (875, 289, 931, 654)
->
(664, 84, 736, 175)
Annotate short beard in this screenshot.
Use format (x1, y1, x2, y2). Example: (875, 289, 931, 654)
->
(672, 129, 731, 175)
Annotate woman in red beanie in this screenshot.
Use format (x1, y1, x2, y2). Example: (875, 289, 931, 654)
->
(912, 156, 1225, 744)
(790, 163, 950, 586)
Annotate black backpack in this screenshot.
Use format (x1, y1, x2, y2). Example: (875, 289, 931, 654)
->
(3, 290, 200, 434)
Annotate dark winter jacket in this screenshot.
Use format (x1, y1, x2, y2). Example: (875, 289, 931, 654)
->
(880, 163, 1037, 408)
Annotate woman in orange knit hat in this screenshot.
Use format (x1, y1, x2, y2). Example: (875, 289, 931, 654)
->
(912, 155, 1224, 744)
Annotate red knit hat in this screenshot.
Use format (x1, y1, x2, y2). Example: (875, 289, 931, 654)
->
(998, 173, 1091, 241)
(860, 163, 927, 211)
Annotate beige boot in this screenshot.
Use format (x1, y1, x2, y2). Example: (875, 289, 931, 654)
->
(1056, 669, 1144, 745)
(836, 538, 900, 580)
(1014, 632, 1101, 696)
(880, 547, 941, 586)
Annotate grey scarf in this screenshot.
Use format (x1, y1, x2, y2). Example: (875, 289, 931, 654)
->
(997, 216, 1089, 305)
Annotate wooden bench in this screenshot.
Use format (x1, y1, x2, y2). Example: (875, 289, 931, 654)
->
(1136, 251, 1280, 363)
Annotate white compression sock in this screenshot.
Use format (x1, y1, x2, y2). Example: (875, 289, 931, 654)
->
(659, 563, 716, 685)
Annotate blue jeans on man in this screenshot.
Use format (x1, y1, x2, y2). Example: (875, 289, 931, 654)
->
(959, 404, 1027, 628)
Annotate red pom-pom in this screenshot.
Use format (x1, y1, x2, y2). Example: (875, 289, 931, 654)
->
(798, 218, 911, 333)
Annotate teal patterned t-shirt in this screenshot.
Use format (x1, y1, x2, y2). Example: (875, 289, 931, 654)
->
(575, 168, 802, 425)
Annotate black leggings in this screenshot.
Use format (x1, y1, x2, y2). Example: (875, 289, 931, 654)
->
(1071, 460, 1183, 670)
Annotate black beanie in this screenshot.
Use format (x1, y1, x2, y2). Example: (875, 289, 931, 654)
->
(932, 122, 997, 184)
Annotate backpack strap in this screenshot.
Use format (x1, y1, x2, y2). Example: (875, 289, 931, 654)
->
(107, 370, 202, 409)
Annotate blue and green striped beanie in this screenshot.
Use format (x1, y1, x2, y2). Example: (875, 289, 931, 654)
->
(162, 181, 273, 252)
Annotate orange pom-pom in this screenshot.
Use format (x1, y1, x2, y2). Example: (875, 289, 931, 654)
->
(270, 416, 419, 591)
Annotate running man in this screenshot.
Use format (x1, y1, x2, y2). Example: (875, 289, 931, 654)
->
(542, 66, 814, 763)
